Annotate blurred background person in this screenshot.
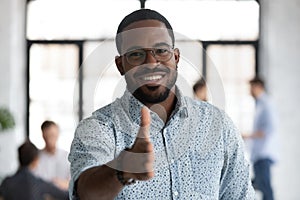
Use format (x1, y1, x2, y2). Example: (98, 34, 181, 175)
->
(243, 76, 279, 200)
(33, 120, 70, 191)
(193, 77, 208, 101)
(0, 140, 68, 200)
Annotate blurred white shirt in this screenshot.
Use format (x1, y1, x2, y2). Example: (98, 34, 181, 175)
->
(34, 148, 70, 182)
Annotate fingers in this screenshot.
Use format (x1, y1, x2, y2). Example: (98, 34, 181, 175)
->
(134, 171, 155, 181)
(118, 151, 154, 174)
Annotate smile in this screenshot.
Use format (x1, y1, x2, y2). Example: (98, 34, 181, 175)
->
(143, 75, 163, 81)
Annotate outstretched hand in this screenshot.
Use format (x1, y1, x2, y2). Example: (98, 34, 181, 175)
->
(121, 107, 155, 181)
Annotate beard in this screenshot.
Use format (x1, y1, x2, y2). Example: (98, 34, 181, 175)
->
(133, 85, 171, 104)
(125, 66, 178, 104)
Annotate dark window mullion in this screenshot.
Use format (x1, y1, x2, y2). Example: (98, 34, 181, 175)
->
(78, 42, 83, 122)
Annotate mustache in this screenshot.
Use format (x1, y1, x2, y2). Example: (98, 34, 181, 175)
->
(133, 65, 170, 78)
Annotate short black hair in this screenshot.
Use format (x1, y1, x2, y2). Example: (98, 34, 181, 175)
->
(193, 78, 207, 93)
(41, 120, 57, 132)
(249, 76, 265, 88)
(116, 9, 175, 54)
(18, 140, 39, 167)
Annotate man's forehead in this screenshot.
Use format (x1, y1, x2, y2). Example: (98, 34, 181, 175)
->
(119, 27, 172, 53)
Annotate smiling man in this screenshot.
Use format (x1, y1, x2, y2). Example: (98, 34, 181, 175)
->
(68, 9, 255, 200)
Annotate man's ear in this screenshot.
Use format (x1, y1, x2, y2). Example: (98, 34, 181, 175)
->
(115, 56, 125, 75)
(174, 48, 180, 64)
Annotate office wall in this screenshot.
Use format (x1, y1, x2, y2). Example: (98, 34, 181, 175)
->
(260, 0, 300, 199)
(0, 0, 26, 177)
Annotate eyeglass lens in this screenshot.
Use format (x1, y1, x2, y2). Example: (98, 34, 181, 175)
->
(125, 46, 173, 65)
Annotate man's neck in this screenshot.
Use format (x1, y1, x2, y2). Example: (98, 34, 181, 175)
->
(255, 90, 265, 99)
(44, 147, 56, 155)
(144, 87, 177, 123)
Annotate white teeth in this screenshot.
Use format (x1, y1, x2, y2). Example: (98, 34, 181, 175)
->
(143, 75, 162, 81)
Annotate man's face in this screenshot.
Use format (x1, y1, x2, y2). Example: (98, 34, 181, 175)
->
(250, 83, 262, 99)
(42, 125, 59, 150)
(116, 20, 180, 104)
(195, 87, 207, 101)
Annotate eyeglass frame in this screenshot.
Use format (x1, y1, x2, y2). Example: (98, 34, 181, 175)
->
(121, 44, 175, 66)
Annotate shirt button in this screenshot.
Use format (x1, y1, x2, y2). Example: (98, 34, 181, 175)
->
(174, 191, 179, 196)
(170, 159, 174, 164)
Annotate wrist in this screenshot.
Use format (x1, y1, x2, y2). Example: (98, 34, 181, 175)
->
(116, 170, 136, 186)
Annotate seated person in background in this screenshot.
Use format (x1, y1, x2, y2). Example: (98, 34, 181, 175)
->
(193, 77, 208, 101)
(33, 120, 70, 191)
(0, 140, 68, 200)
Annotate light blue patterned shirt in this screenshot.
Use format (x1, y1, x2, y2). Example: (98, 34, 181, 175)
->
(68, 88, 255, 200)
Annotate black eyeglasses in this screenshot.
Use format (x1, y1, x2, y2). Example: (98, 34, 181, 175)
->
(123, 45, 174, 66)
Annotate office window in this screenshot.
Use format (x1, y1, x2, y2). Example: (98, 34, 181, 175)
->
(147, 0, 259, 40)
(26, 0, 259, 150)
(82, 40, 121, 119)
(29, 44, 78, 150)
(27, 0, 140, 40)
(206, 45, 256, 132)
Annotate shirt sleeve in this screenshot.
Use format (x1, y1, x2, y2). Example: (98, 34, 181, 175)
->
(68, 115, 116, 199)
(219, 113, 256, 199)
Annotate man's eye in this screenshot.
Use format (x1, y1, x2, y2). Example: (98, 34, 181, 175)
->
(155, 48, 168, 55)
(127, 51, 144, 58)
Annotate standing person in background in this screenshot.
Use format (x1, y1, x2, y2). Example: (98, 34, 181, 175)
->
(193, 77, 208, 101)
(243, 76, 279, 200)
(34, 120, 70, 191)
(0, 140, 69, 200)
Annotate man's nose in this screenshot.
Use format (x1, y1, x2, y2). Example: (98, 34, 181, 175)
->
(144, 50, 158, 64)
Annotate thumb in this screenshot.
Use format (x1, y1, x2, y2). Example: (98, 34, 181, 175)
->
(137, 106, 151, 139)
(141, 106, 151, 127)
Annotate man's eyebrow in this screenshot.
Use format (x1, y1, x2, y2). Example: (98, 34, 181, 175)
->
(124, 46, 143, 53)
(153, 42, 172, 47)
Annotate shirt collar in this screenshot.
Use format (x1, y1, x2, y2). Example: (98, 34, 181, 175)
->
(120, 86, 188, 126)
(255, 92, 267, 104)
(171, 87, 189, 119)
